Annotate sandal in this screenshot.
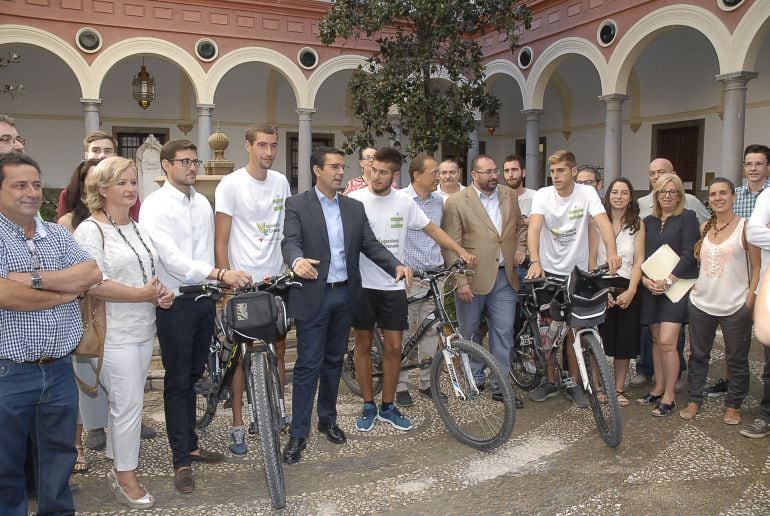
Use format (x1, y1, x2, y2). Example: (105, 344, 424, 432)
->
(616, 391, 629, 407)
(679, 402, 700, 421)
(652, 401, 676, 417)
(73, 445, 89, 473)
(723, 407, 741, 426)
(636, 392, 663, 406)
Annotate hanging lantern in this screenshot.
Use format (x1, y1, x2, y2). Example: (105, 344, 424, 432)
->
(484, 110, 500, 136)
(132, 60, 156, 110)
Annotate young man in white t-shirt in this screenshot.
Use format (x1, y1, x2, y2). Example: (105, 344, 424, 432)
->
(349, 147, 474, 432)
(214, 123, 290, 456)
(526, 149, 621, 407)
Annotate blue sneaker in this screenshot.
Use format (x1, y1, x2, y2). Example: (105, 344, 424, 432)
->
(228, 426, 248, 456)
(377, 404, 413, 431)
(356, 402, 378, 432)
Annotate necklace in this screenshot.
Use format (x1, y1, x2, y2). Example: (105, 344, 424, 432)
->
(101, 209, 156, 284)
(712, 214, 736, 237)
(659, 216, 668, 234)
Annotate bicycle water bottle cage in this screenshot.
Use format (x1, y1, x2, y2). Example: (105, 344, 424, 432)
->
(225, 291, 286, 343)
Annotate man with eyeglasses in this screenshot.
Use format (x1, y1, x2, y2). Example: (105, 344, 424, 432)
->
(630, 157, 710, 391)
(443, 154, 528, 406)
(526, 150, 621, 408)
(140, 140, 251, 492)
(350, 147, 472, 432)
(575, 164, 603, 194)
(437, 158, 465, 202)
(214, 123, 290, 457)
(0, 115, 25, 154)
(735, 144, 770, 218)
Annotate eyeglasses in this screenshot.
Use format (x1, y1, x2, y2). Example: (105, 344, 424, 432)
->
(576, 179, 596, 186)
(169, 158, 203, 168)
(744, 161, 768, 168)
(0, 134, 26, 146)
(657, 189, 680, 197)
(322, 163, 348, 171)
(361, 156, 375, 162)
(475, 168, 499, 176)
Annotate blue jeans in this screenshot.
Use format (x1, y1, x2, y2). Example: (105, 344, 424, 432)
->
(0, 357, 78, 516)
(455, 268, 516, 390)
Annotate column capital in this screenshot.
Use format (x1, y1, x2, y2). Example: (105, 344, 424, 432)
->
(296, 108, 315, 121)
(716, 71, 758, 84)
(521, 108, 544, 121)
(79, 98, 102, 108)
(195, 103, 215, 114)
(599, 93, 628, 104)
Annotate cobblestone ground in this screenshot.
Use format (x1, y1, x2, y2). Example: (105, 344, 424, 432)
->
(61, 332, 770, 515)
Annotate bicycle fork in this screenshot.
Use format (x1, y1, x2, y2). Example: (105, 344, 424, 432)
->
(571, 328, 599, 393)
(441, 334, 479, 400)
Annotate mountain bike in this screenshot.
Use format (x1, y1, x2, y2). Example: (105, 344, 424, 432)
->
(184, 273, 299, 510)
(510, 265, 623, 448)
(342, 260, 516, 450)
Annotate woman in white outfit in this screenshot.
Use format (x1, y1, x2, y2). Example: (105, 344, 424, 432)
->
(74, 157, 173, 509)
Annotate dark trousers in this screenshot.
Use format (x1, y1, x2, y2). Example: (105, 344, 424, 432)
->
(687, 301, 752, 408)
(638, 325, 687, 377)
(0, 357, 77, 516)
(290, 285, 352, 439)
(156, 297, 215, 469)
(760, 345, 770, 424)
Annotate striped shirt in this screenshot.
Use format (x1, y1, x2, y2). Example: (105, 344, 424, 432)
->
(0, 214, 92, 362)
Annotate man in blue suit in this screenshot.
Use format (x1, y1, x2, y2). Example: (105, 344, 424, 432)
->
(281, 146, 411, 464)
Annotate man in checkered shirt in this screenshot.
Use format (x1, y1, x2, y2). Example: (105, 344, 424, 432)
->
(0, 153, 101, 515)
(734, 144, 770, 218)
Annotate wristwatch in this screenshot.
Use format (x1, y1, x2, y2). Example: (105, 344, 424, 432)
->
(664, 277, 673, 290)
(31, 269, 43, 290)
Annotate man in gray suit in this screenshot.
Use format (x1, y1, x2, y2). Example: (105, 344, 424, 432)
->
(281, 146, 410, 464)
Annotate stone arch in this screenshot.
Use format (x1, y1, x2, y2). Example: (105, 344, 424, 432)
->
(733, 0, 770, 71)
(0, 24, 90, 97)
(89, 37, 206, 101)
(207, 47, 307, 108)
(607, 4, 731, 94)
(307, 54, 368, 108)
(524, 37, 607, 110)
(483, 59, 526, 101)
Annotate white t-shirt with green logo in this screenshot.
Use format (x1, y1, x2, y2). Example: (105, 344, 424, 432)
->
(214, 167, 290, 279)
(531, 183, 605, 276)
(349, 187, 430, 290)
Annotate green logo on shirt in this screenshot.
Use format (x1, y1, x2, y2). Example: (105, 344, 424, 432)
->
(391, 215, 403, 229)
(273, 197, 285, 212)
(568, 207, 584, 221)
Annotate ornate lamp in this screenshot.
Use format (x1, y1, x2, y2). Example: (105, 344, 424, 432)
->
(483, 110, 500, 135)
(132, 59, 156, 110)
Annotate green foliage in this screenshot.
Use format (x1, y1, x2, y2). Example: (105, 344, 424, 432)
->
(41, 188, 61, 222)
(319, 0, 531, 157)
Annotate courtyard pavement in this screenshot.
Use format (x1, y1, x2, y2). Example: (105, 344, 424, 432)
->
(61, 331, 770, 515)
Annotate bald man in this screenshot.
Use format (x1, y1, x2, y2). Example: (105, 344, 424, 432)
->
(637, 158, 710, 223)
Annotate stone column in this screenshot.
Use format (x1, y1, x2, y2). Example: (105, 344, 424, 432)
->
(467, 122, 480, 186)
(522, 109, 544, 189)
(599, 94, 627, 185)
(297, 108, 315, 193)
(196, 104, 215, 164)
(717, 71, 757, 185)
(80, 98, 102, 135)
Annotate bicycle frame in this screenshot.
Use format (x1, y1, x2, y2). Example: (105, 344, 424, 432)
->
(571, 327, 602, 393)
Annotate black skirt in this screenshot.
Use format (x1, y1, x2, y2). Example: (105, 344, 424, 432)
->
(598, 277, 641, 359)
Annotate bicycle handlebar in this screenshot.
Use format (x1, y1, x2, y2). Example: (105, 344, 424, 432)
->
(413, 259, 471, 280)
(179, 272, 301, 297)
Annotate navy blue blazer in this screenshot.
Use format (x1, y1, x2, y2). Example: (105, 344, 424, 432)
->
(281, 189, 402, 321)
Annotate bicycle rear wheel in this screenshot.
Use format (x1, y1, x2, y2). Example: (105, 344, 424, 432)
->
(195, 348, 219, 430)
(248, 350, 286, 509)
(341, 327, 384, 398)
(580, 332, 623, 448)
(430, 338, 516, 450)
(510, 316, 543, 390)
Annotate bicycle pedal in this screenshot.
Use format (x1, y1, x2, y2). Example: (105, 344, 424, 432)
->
(562, 375, 577, 389)
(419, 357, 433, 369)
(248, 422, 259, 435)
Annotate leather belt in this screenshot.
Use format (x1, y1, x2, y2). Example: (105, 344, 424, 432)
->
(22, 356, 57, 365)
(327, 280, 348, 288)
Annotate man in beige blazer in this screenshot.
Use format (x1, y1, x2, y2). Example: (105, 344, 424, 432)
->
(442, 155, 528, 406)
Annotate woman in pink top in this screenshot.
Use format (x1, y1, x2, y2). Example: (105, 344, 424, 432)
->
(680, 178, 760, 425)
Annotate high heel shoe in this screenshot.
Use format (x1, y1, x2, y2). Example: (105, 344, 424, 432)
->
(107, 469, 155, 509)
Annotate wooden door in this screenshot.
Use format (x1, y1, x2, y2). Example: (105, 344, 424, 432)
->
(654, 122, 702, 195)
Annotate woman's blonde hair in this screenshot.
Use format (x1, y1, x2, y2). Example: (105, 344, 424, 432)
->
(651, 173, 685, 219)
(83, 156, 136, 213)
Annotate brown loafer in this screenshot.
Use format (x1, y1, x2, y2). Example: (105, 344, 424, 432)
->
(190, 448, 225, 464)
(174, 466, 194, 494)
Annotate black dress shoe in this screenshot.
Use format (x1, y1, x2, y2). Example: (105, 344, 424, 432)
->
(282, 437, 307, 464)
(317, 423, 347, 444)
(491, 392, 525, 409)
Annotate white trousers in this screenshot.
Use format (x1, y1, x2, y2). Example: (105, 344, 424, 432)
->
(91, 336, 153, 471)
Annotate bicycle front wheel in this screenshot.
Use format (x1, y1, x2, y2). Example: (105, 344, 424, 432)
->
(510, 316, 544, 390)
(248, 350, 286, 509)
(430, 338, 516, 450)
(341, 327, 384, 398)
(580, 332, 623, 448)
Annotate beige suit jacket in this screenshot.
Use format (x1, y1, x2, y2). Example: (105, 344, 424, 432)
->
(442, 184, 528, 294)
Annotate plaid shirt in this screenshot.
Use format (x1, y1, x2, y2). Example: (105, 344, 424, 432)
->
(734, 178, 770, 218)
(0, 214, 93, 362)
(403, 185, 444, 269)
